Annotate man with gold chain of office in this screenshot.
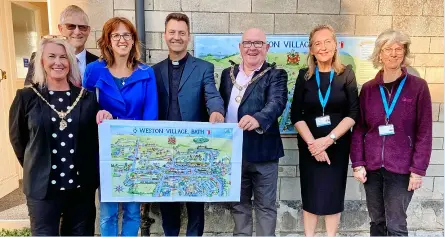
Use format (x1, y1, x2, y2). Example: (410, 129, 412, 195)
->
(219, 28, 288, 236)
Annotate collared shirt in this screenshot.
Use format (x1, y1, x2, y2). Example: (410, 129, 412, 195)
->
(226, 62, 263, 123)
(76, 49, 87, 78)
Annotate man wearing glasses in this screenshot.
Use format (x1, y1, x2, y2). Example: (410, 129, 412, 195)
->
(219, 28, 288, 236)
(23, 5, 98, 235)
(24, 5, 98, 86)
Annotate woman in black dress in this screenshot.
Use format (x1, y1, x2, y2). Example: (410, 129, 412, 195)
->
(290, 25, 359, 236)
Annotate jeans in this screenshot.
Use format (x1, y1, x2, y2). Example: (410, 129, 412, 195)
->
(26, 188, 93, 236)
(160, 202, 205, 236)
(364, 168, 414, 236)
(99, 202, 141, 236)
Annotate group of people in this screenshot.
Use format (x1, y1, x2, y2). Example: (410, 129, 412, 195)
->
(8, 4, 432, 237)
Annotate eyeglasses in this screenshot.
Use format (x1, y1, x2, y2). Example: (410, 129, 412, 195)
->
(241, 41, 266, 48)
(382, 47, 404, 55)
(313, 40, 334, 49)
(111, 33, 133, 41)
(63, 24, 90, 32)
(41, 35, 68, 40)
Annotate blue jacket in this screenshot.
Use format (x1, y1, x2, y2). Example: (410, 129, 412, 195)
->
(83, 60, 158, 120)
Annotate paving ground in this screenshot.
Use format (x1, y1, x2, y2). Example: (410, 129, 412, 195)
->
(0, 182, 29, 229)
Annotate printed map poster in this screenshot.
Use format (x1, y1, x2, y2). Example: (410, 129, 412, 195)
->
(99, 120, 243, 202)
(194, 34, 378, 134)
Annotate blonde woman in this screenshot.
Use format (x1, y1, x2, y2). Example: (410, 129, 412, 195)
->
(290, 25, 359, 236)
(351, 29, 432, 236)
(9, 37, 111, 235)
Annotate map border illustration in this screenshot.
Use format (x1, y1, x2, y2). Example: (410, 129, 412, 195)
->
(99, 120, 243, 202)
(194, 34, 378, 134)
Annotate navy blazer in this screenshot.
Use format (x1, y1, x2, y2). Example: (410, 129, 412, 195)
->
(219, 62, 288, 162)
(153, 55, 224, 122)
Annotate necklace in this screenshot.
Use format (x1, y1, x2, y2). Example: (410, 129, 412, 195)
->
(31, 87, 84, 131)
(229, 63, 275, 103)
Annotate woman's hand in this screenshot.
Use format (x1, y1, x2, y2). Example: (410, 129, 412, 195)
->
(308, 136, 334, 156)
(96, 110, 113, 124)
(353, 166, 367, 183)
(408, 173, 422, 191)
(313, 151, 331, 165)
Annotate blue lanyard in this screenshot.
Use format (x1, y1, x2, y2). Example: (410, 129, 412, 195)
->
(315, 67, 334, 116)
(379, 75, 407, 123)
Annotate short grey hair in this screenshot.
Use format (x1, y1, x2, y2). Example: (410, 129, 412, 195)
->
(370, 29, 412, 68)
(59, 5, 89, 25)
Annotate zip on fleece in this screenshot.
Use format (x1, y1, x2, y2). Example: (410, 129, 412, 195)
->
(381, 85, 394, 168)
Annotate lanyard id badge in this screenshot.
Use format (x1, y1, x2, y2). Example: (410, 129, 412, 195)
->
(315, 67, 334, 127)
(316, 116, 331, 127)
(378, 124, 395, 136)
(378, 75, 407, 136)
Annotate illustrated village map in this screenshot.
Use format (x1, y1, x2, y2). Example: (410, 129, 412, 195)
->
(99, 120, 243, 202)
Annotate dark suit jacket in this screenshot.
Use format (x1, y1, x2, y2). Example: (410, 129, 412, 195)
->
(9, 84, 100, 199)
(219, 62, 288, 162)
(24, 50, 98, 86)
(153, 55, 225, 122)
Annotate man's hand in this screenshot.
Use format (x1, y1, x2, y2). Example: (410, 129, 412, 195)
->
(209, 112, 224, 123)
(238, 115, 260, 131)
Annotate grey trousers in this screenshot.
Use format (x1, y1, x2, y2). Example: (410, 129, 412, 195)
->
(232, 159, 279, 236)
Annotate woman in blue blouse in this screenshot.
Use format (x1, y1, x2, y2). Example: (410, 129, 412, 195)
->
(82, 17, 158, 236)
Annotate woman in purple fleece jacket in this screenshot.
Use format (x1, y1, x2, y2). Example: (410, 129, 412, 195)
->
(350, 29, 432, 236)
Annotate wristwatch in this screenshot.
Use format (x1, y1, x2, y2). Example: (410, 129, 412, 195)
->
(329, 133, 337, 144)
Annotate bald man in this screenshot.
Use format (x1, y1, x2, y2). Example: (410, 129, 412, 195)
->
(219, 28, 288, 236)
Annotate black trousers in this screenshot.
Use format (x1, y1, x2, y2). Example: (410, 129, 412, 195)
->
(364, 168, 414, 236)
(160, 202, 204, 236)
(26, 188, 96, 236)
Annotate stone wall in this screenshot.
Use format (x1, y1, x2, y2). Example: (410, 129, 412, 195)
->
(83, 0, 444, 234)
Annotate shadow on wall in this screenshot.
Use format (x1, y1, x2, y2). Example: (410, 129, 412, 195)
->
(406, 66, 421, 78)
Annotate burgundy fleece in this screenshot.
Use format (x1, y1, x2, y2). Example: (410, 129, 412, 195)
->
(350, 67, 433, 176)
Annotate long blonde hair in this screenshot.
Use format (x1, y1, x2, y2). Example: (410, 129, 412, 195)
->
(305, 24, 345, 80)
(32, 38, 81, 88)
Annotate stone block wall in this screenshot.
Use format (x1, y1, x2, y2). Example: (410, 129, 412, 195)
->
(83, 0, 443, 234)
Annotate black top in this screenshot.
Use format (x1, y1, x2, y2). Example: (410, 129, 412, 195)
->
(290, 65, 359, 139)
(9, 84, 100, 199)
(47, 90, 80, 190)
(384, 81, 396, 92)
(167, 53, 189, 121)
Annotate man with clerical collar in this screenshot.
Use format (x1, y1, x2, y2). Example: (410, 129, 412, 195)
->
(219, 28, 288, 236)
(25, 5, 98, 86)
(152, 13, 225, 236)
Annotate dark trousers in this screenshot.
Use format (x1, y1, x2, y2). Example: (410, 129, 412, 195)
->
(26, 188, 96, 236)
(85, 190, 97, 236)
(364, 168, 414, 236)
(160, 202, 204, 236)
(232, 160, 278, 236)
